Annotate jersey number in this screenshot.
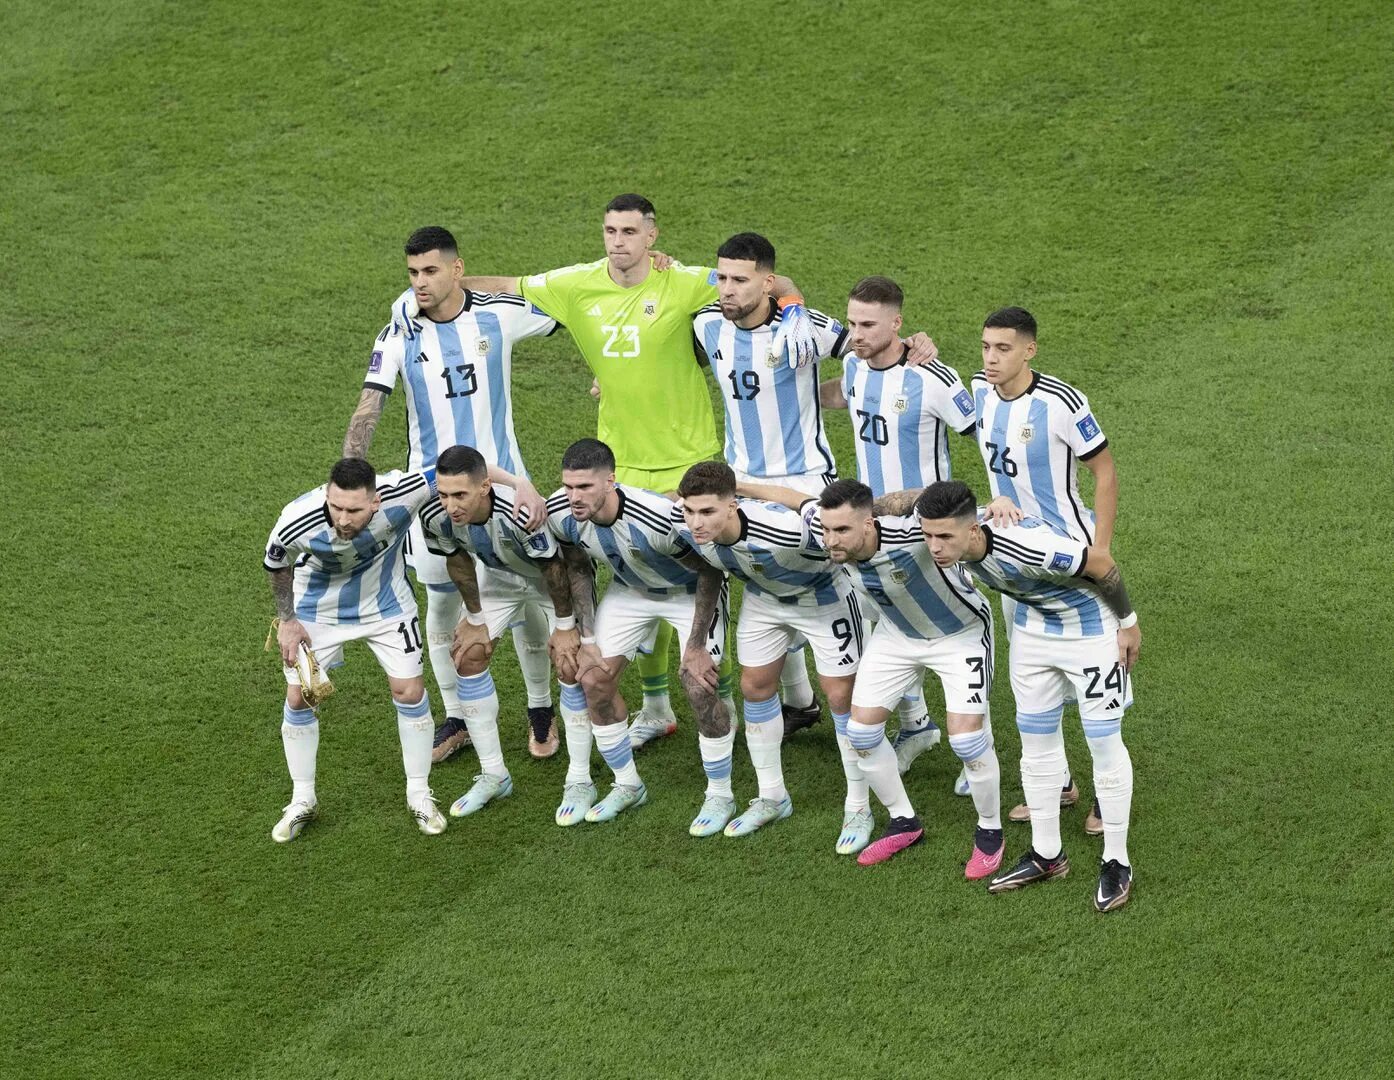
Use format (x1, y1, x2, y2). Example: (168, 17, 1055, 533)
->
(601, 325, 641, 358)
(831, 617, 855, 655)
(965, 656, 986, 690)
(856, 410, 890, 446)
(441, 364, 478, 399)
(726, 369, 761, 401)
(397, 617, 423, 654)
(1082, 663, 1125, 699)
(984, 441, 1019, 477)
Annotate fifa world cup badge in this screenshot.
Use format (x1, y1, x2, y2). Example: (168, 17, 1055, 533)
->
(1019, 424, 1035, 443)
(476, 338, 490, 356)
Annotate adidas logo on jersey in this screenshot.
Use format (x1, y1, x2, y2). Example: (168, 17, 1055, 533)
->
(413, 350, 429, 365)
(967, 692, 982, 704)
(587, 304, 603, 317)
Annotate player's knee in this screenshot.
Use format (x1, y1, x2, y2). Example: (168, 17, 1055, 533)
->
(389, 677, 426, 703)
(285, 686, 308, 711)
(455, 653, 490, 678)
(820, 676, 853, 715)
(944, 712, 985, 737)
(579, 663, 614, 699)
(740, 666, 779, 701)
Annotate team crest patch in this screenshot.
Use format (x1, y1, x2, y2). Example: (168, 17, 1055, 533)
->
(527, 533, 551, 552)
(1019, 424, 1035, 443)
(643, 300, 657, 319)
(892, 395, 909, 414)
(954, 389, 974, 416)
(889, 569, 909, 585)
(1050, 552, 1074, 571)
(476, 338, 490, 356)
(765, 350, 780, 369)
(368, 350, 383, 374)
(1076, 414, 1101, 441)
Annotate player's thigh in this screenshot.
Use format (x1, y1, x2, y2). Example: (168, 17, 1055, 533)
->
(850, 626, 923, 711)
(282, 619, 347, 685)
(595, 586, 663, 662)
(661, 584, 730, 664)
(735, 591, 801, 669)
(1007, 628, 1070, 720)
(791, 591, 864, 677)
(1059, 634, 1131, 727)
(477, 566, 537, 640)
(405, 519, 451, 585)
(361, 611, 427, 681)
(923, 625, 993, 717)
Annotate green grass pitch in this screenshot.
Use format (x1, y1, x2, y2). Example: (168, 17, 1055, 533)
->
(4, 1, 1392, 1077)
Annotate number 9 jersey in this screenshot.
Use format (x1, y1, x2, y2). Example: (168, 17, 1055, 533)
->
(363, 290, 557, 476)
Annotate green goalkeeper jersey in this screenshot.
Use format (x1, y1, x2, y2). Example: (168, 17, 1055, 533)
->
(521, 258, 720, 470)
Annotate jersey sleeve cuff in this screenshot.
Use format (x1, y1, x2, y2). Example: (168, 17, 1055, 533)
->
(957, 422, 977, 437)
(1079, 439, 1109, 461)
(363, 379, 393, 394)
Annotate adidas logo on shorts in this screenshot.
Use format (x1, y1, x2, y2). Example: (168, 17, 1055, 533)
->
(1104, 698, 1120, 710)
(837, 655, 855, 667)
(967, 692, 982, 704)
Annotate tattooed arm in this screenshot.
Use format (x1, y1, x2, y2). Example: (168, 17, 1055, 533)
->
(871, 488, 921, 517)
(1083, 546, 1140, 670)
(679, 556, 724, 693)
(558, 545, 596, 637)
(445, 551, 493, 669)
(268, 567, 311, 665)
(342, 387, 388, 459)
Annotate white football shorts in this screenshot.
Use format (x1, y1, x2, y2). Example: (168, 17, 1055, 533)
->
(595, 582, 729, 663)
(734, 468, 834, 499)
(477, 565, 556, 640)
(851, 621, 994, 715)
(736, 587, 862, 677)
(1008, 625, 1134, 723)
(405, 517, 451, 586)
(283, 610, 424, 684)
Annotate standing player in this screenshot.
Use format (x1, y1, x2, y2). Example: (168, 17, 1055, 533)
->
(389, 197, 821, 745)
(544, 439, 735, 833)
(820, 276, 979, 785)
(264, 459, 447, 842)
(675, 462, 863, 838)
(343, 226, 556, 765)
(915, 480, 1140, 912)
(416, 446, 586, 818)
(738, 479, 1002, 873)
(973, 307, 1121, 831)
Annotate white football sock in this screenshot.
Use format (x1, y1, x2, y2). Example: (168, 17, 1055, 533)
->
(558, 683, 592, 785)
(833, 712, 868, 813)
(281, 701, 319, 805)
(743, 694, 786, 802)
(424, 587, 463, 717)
(847, 719, 914, 819)
(1085, 722, 1134, 866)
(394, 693, 433, 800)
(949, 724, 1001, 829)
(779, 647, 815, 710)
(593, 721, 641, 787)
(1018, 713, 1068, 859)
(698, 727, 736, 800)
(896, 690, 929, 730)
(456, 671, 507, 778)
(513, 601, 553, 709)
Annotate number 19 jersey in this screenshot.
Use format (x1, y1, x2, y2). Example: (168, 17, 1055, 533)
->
(363, 290, 557, 475)
(521, 259, 721, 470)
(842, 353, 977, 497)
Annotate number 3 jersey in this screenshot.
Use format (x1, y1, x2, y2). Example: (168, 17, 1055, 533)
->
(693, 300, 847, 483)
(841, 352, 977, 497)
(963, 515, 1112, 638)
(363, 290, 557, 476)
(971, 370, 1108, 543)
(264, 471, 434, 625)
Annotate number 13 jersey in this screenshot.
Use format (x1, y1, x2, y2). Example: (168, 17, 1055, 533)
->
(363, 290, 557, 476)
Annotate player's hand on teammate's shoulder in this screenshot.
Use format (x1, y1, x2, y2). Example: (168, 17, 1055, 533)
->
(511, 480, 548, 531)
(985, 496, 1025, 527)
(590, 377, 601, 400)
(277, 618, 312, 667)
(901, 332, 939, 366)
(650, 249, 674, 271)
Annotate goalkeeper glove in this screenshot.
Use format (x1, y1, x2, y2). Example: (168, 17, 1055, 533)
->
(391, 288, 421, 341)
(772, 297, 817, 370)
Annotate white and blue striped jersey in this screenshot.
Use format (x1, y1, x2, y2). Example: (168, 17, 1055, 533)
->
(842, 353, 976, 497)
(694, 301, 845, 482)
(545, 485, 700, 596)
(971, 370, 1108, 543)
(804, 507, 991, 641)
(418, 484, 558, 582)
(364, 290, 557, 475)
(672, 500, 847, 607)
(964, 513, 1111, 638)
(264, 470, 432, 625)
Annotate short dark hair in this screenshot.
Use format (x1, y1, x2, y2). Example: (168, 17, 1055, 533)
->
(983, 306, 1037, 340)
(605, 193, 656, 221)
(818, 479, 873, 513)
(848, 276, 904, 310)
(561, 438, 616, 473)
(436, 444, 488, 480)
(676, 461, 736, 500)
(914, 481, 977, 522)
(404, 226, 459, 259)
(716, 232, 776, 271)
(328, 457, 376, 494)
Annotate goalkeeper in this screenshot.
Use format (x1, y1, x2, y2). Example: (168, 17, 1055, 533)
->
(390, 194, 821, 745)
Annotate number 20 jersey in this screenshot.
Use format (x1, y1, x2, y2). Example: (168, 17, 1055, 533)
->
(363, 290, 557, 476)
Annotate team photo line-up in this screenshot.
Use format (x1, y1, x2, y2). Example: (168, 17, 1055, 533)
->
(264, 194, 1142, 913)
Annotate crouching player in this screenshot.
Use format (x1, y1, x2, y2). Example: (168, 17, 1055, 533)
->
(914, 480, 1141, 911)
(417, 446, 585, 819)
(264, 459, 447, 842)
(741, 479, 1001, 871)
(545, 439, 734, 831)
(675, 462, 863, 837)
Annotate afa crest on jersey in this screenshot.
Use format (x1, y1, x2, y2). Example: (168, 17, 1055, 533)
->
(889, 569, 909, 585)
(1019, 424, 1035, 443)
(476, 338, 491, 356)
(765, 350, 780, 369)
(892, 396, 909, 414)
(643, 299, 657, 319)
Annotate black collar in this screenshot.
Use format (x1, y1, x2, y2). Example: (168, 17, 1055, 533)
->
(423, 289, 473, 324)
(996, 370, 1039, 403)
